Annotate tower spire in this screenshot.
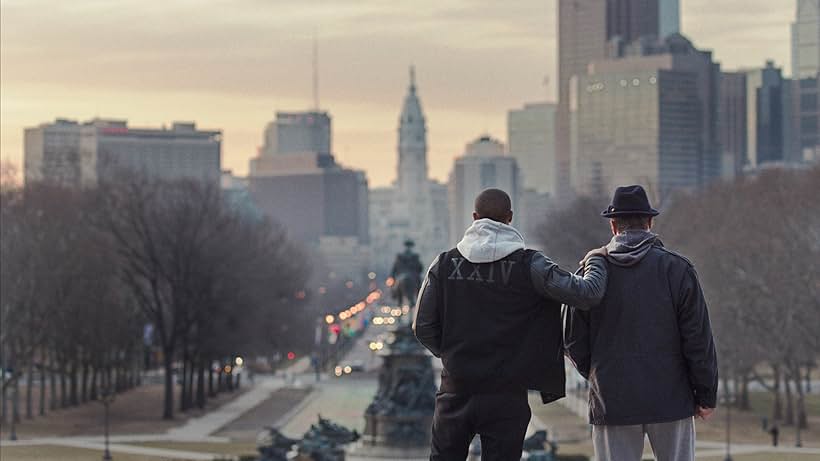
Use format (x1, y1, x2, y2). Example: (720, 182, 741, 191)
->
(398, 65, 427, 193)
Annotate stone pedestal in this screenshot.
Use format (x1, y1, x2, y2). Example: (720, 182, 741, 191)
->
(346, 325, 435, 460)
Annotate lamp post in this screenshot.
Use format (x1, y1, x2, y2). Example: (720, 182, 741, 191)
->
(723, 386, 733, 461)
(5, 368, 19, 441)
(9, 392, 18, 441)
(100, 384, 116, 461)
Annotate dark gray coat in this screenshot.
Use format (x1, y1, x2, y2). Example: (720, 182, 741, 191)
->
(565, 231, 718, 426)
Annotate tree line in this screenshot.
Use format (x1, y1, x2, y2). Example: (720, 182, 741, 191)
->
(536, 165, 820, 429)
(1, 172, 312, 425)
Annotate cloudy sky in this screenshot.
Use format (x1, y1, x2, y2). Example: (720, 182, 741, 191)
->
(0, 0, 795, 186)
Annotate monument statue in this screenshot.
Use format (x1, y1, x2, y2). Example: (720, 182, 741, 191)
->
(390, 240, 423, 312)
(256, 416, 360, 461)
(346, 241, 436, 461)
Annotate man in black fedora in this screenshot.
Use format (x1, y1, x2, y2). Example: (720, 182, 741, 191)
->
(565, 185, 718, 461)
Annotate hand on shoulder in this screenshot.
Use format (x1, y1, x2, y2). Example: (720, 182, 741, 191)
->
(579, 246, 608, 266)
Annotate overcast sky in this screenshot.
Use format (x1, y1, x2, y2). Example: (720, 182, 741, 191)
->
(0, 0, 795, 186)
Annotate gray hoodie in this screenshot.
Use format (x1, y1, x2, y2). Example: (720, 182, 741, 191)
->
(605, 230, 659, 267)
(456, 218, 525, 264)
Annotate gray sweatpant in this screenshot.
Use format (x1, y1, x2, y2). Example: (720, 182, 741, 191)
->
(592, 417, 695, 461)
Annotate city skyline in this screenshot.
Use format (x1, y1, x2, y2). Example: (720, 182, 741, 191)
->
(1, 0, 796, 187)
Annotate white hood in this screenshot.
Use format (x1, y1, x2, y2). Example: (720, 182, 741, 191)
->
(456, 218, 525, 264)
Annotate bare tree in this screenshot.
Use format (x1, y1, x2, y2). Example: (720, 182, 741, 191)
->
(533, 195, 611, 269)
(659, 166, 820, 428)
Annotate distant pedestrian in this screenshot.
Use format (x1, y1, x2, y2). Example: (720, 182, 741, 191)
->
(414, 188, 608, 461)
(565, 185, 719, 461)
(311, 353, 321, 382)
(769, 425, 779, 446)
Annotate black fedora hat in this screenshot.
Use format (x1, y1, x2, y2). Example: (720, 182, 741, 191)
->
(601, 185, 659, 218)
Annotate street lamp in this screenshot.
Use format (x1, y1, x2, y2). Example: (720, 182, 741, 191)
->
(722, 386, 733, 461)
(100, 384, 116, 461)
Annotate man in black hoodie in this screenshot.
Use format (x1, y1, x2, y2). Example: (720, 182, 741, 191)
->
(413, 188, 608, 461)
(565, 185, 718, 461)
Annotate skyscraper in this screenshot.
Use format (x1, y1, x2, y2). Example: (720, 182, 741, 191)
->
(792, 0, 820, 79)
(718, 72, 748, 178)
(24, 119, 93, 187)
(790, 76, 820, 162)
(607, 0, 659, 45)
(556, 0, 608, 199)
(247, 108, 369, 247)
(507, 102, 557, 196)
(261, 111, 331, 156)
(447, 135, 519, 237)
(248, 167, 369, 245)
(24, 118, 221, 187)
(659, 0, 680, 38)
(251, 111, 334, 176)
(570, 35, 721, 203)
(791, 0, 820, 162)
(744, 61, 788, 168)
(556, 0, 682, 199)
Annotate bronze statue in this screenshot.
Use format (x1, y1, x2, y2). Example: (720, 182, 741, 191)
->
(257, 416, 359, 461)
(390, 240, 423, 310)
(346, 240, 436, 459)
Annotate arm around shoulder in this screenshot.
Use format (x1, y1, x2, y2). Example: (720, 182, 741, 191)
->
(530, 252, 608, 311)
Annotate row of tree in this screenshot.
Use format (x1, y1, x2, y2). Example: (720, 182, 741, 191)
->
(660, 166, 819, 428)
(1, 184, 144, 422)
(1, 172, 313, 424)
(536, 165, 819, 428)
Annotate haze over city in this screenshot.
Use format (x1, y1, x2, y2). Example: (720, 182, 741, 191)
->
(0, 0, 794, 186)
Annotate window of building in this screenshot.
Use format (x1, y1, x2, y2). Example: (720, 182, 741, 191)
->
(480, 163, 497, 188)
(801, 93, 818, 112)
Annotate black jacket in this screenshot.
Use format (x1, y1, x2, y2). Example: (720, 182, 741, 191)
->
(565, 231, 718, 425)
(413, 219, 607, 404)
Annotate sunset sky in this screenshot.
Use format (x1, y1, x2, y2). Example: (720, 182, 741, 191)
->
(1, 0, 795, 186)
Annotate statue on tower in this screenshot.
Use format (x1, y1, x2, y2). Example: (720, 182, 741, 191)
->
(390, 240, 423, 309)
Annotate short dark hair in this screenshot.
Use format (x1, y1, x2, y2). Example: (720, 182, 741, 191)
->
(474, 188, 512, 223)
(611, 214, 652, 232)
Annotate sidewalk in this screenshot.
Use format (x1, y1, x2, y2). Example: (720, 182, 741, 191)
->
(166, 374, 287, 439)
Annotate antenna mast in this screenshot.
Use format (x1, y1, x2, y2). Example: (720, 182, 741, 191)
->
(312, 33, 320, 111)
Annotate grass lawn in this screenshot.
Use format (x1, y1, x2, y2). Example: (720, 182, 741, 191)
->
(0, 381, 251, 440)
(0, 445, 168, 461)
(745, 389, 820, 417)
(696, 391, 820, 448)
